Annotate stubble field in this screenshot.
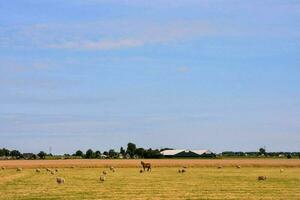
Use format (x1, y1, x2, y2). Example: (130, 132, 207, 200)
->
(0, 159, 300, 200)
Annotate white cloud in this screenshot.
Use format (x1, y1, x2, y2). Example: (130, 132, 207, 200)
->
(48, 38, 144, 50)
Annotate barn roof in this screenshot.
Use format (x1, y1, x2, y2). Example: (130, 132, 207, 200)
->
(161, 149, 186, 156)
(161, 149, 213, 156)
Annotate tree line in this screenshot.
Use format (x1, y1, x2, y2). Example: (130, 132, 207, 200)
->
(0, 143, 163, 160)
(1, 145, 299, 160)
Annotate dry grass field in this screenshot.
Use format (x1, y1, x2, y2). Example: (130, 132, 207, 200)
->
(0, 159, 300, 200)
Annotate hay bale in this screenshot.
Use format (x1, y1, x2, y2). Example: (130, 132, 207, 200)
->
(17, 168, 22, 172)
(56, 177, 65, 184)
(100, 175, 106, 182)
(36, 168, 41, 173)
(280, 169, 284, 173)
(258, 176, 267, 181)
(109, 166, 115, 172)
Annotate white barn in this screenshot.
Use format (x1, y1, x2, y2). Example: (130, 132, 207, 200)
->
(161, 149, 214, 158)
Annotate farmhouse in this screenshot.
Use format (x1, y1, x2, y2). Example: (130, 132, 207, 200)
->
(161, 149, 215, 158)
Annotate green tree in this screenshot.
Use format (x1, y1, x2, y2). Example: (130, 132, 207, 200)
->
(10, 150, 22, 158)
(85, 149, 94, 159)
(108, 149, 117, 158)
(259, 148, 266, 155)
(37, 151, 47, 159)
(0, 148, 10, 157)
(120, 147, 125, 156)
(75, 150, 84, 157)
(126, 142, 137, 158)
(95, 150, 101, 158)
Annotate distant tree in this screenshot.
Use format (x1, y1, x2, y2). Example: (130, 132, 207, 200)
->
(0, 148, 10, 157)
(126, 143, 137, 158)
(95, 150, 101, 158)
(287, 154, 292, 159)
(120, 147, 126, 156)
(85, 149, 94, 159)
(259, 148, 266, 155)
(108, 149, 117, 158)
(37, 151, 47, 159)
(135, 148, 145, 158)
(10, 150, 22, 158)
(103, 151, 108, 156)
(75, 150, 84, 157)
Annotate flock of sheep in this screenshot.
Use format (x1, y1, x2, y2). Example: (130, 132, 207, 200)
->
(0, 163, 286, 184)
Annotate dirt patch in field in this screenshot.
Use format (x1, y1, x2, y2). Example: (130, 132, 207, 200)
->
(1, 159, 300, 168)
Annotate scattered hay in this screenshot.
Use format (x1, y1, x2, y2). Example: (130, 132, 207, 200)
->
(109, 166, 115, 172)
(258, 176, 267, 181)
(178, 169, 186, 173)
(100, 175, 106, 182)
(56, 177, 65, 184)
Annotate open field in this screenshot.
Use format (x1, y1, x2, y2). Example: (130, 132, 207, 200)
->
(0, 166, 300, 200)
(0, 159, 300, 199)
(1, 159, 300, 168)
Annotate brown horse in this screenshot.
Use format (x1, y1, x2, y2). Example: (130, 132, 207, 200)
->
(141, 161, 151, 172)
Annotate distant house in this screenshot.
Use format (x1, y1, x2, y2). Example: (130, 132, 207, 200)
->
(22, 153, 36, 160)
(161, 149, 215, 158)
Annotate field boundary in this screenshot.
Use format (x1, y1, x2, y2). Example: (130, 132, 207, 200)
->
(1, 159, 300, 168)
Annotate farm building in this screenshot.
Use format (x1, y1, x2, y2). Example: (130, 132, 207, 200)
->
(161, 149, 215, 158)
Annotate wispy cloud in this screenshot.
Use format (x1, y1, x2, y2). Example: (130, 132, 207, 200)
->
(48, 38, 144, 50)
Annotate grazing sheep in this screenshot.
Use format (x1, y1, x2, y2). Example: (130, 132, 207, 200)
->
(280, 169, 284, 173)
(102, 170, 107, 175)
(56, 177, 65, 184)
(51, 171, 55, 175)
(1, 167, 5, 170)
(36, 168, 41, 173)
(178, 169, 186, 173)
(258, 176, 267, 181)
(140, 169, 143, 173)
(217, 166, 223, 169)
(46, 168, 51, 172)
(17, 168, 22, 172)
(183, 166, 188, 169)
(55, 169, 58, 172)
(236, 165, 241, 169)
(99, 175, 106, 182)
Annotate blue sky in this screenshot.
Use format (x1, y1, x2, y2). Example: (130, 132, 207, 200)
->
(0, 0, 300, 154)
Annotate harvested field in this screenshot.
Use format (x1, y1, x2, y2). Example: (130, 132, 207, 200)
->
(1, 159, 300, 169)
(0, 166, 299, 199)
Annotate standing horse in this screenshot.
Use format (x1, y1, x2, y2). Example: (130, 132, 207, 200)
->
(141, 161, 151, 172)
